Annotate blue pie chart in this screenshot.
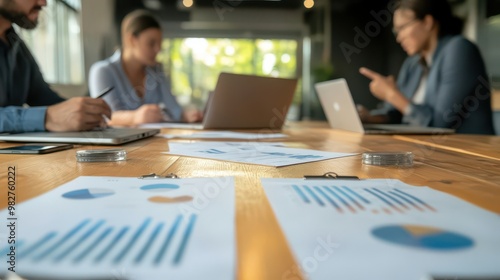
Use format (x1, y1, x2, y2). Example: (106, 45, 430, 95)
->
(62, 189, 115, 200)
(372, 225, 474, 251)
(140, 184, 180, 192)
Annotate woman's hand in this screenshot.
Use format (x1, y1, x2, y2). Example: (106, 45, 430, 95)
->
(356, 104, 389, 124)
(182, 109, 203, 123)
(356, 104, 371, 122)
(133, 104, 164, 124)
(359, 67, 410, 113)
(359, 67, 399, 101)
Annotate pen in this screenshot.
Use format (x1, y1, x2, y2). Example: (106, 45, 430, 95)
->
(95, 86, 114, 99)
(95, 87, 113, 129)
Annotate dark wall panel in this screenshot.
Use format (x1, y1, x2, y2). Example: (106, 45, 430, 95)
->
(329, 0, 405, 111)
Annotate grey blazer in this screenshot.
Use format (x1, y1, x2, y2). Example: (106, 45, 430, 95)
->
(379, 35, 495, 135)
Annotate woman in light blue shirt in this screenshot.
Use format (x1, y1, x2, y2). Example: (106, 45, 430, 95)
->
(89, 10, 201, 126)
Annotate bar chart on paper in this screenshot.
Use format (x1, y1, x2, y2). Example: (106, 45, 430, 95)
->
(262, 178, 500, 280)
(0, 176, 235, 280)
(290, 184, 436, 215)
(16, 215, 196, 266)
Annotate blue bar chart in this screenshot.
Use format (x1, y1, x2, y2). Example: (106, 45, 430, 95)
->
(0, 176, 235, 279)
(291, 184, 437, 214)
(15, 214, 197, 266)
(262, 178, 500, 280)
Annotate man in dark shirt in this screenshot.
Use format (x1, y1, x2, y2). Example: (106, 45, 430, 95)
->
(0, 0, 111, 133)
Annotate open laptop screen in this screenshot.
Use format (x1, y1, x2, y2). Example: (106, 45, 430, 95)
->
(315, 78, 454, 135)
(202, 72, 298, 130)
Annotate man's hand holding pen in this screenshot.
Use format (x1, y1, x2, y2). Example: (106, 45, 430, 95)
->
(45, 97, 112, 132)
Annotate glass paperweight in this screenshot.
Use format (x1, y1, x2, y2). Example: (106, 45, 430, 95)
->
(76, 149, 127, 162)
(362, 152, 414, 167)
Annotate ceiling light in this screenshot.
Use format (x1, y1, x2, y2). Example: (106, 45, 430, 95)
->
(304, 0, 314, 9)
(183, 0, 194, 8)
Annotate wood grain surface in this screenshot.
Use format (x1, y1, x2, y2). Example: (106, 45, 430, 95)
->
(1, 123, 499, 280)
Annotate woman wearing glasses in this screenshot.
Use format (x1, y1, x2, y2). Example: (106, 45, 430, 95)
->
(358, 0, 495, 134)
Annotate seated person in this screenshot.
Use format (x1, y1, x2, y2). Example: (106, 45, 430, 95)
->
(89, 10, 201, 126)
(0, 0, 110, 133)
(358, 0, 495, 135)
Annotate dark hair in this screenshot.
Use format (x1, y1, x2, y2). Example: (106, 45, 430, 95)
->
(394, 0, 463, 36)
(123, 10, 161, 37)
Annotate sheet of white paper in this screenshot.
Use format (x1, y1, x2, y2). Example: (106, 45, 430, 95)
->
(166, 142, 356, 167)
(161, 131, 287, 140)
(140, 123, 203, 129)
(262, 178, 500, 280)
(0, 176, 235, 280)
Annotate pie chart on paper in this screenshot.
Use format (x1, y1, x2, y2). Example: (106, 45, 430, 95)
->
(62, 189, 115, 200)
(372, 225, 474, 251)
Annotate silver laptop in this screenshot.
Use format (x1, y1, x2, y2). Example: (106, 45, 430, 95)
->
(315, 79, 455, 135)
(142, 73, 298, 130)
(0, 128, 160, 145)
(202, 72, 297, 129)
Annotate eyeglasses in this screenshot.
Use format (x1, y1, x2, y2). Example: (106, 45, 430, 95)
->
(392, 19, 419, 37)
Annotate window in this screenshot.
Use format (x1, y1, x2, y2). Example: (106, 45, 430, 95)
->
(17, 0, 84, 85)
(157, 38, 300, 114)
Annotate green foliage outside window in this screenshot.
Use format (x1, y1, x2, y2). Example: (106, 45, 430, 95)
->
(157, 38, 300, 108)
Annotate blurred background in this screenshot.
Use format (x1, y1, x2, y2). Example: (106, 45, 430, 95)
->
(16, 0, 500, 133)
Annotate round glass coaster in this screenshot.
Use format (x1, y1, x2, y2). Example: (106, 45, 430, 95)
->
(362, 152, 413, 167)
(76, 149, 127, 162)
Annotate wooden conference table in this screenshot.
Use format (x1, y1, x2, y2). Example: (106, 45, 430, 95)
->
(1, 121, 499, 280)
